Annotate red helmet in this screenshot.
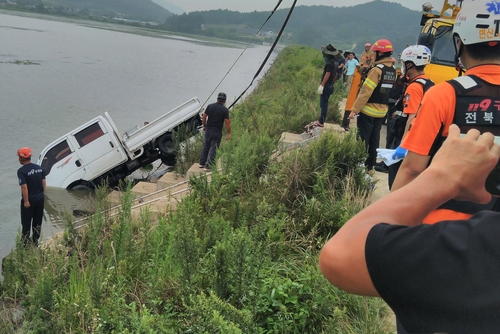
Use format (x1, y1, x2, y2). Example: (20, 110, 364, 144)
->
(17, 147, 32, 159)
(371, 39, 394, 52)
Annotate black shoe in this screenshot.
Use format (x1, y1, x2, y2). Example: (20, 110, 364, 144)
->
(374, 161, 385, 167)
(374, 164, 389, 173)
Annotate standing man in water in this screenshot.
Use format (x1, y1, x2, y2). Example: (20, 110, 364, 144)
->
(17, 147, 46, 247)
(199, 92, 231, 171)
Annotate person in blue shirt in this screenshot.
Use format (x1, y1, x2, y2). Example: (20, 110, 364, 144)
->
(344, 52, 360, 94)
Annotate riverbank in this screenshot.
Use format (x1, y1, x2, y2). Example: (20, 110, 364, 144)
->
(0, 45, 394, 333)
(0, 9, 283, 49)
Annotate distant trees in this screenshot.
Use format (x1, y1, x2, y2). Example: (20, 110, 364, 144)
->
(159, 3, 421, 54)
(16, 0, 41, 6)
(162, 13, 204, 33)
(35, 2, 45, 12)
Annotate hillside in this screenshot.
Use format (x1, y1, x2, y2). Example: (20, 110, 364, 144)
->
(4, 0, 422, 53)
(162, 0, 422, 55)
(41, 0, 173, 22)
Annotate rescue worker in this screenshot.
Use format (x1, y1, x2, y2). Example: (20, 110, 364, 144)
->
(392, 0, 500, 224)
(17, 147, 46, 247)
(348, 39, 397, 171)
(384, 45, 434, 189)
(359, 42, 374, 68)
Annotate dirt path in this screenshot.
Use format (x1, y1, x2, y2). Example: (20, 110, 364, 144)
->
(338, 98, 395, 333)
(338, 98, 390, 202)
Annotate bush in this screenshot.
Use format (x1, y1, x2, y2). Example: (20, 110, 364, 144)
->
(0, 45, 391, 333)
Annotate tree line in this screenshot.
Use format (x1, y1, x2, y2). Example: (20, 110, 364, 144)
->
(160, 0, 422, 55)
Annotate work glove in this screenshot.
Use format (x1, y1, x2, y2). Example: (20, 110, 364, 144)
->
(317, 85, 324, 95)
(392, 146, 408, 160)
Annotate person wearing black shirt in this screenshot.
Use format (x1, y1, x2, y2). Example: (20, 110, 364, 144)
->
(17, 147, 46, 247)
(199, 92, 231, 171)
(315, 44, 339, 127)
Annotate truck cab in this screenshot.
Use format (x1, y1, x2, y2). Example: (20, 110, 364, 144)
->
(418, 0, 463, 84)
(38, 97, 202, 189)
(39, 117, 128, 189)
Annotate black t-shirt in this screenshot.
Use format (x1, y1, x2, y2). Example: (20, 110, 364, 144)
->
(322, 61, 338, 85)
(205, 102, 229, 131)
(17, 162, 46, 202)
(366, 211, 500, 333)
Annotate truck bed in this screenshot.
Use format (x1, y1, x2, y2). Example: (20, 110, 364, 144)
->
(119, 97, 202, 152)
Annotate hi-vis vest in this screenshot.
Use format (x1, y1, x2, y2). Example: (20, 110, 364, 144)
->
(367, 64, 397, 105)
(436, 75, 500, 214)
(391, 78, 435, 140)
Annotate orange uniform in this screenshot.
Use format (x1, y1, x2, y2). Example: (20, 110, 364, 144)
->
(401, 65, 500, 224)
(403, 74, 429, 116)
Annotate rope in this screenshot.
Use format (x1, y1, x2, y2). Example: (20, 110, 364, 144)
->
(228, 0, 297, 109)
(201, 0, 292, 109)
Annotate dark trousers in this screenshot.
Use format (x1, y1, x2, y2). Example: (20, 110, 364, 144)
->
(356, 112, 384, 170)
(20, 198, 44, 246)
(388, 161, 402, 190)
(387, 134, 402, 190)
(199, 127, 223, 168)
(318, 83, 334, 124)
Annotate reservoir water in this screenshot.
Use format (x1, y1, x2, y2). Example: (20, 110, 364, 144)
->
(0, 11, 275, 264)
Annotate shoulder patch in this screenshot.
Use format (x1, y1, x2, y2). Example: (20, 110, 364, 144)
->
(415, 78, 427, 85)
(451, 76, 478, 90)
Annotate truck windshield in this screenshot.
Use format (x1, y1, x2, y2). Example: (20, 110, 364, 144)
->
(431, 25, 455, 67)
(41, 140, 71, 176)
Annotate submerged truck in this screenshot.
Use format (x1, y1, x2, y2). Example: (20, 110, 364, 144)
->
(38, 97, 202, 189)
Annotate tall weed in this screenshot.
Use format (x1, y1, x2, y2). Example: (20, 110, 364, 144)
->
(0, 45, 392, 333)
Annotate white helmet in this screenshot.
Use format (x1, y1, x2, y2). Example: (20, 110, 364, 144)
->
(400, 45, 432, 66)
(453, 0, 500, 45)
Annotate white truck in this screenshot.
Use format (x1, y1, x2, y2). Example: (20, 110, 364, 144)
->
(37, 97, 202, 189)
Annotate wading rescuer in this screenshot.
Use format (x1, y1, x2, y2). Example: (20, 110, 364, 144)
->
(17, 147, 46, 247)
(392, 0, 500, 224)
(349, 39, 397, 171)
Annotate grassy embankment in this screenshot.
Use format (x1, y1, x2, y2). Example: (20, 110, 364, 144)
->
(0, 45, 393, 333)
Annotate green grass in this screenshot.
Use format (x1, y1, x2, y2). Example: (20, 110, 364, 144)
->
(0, 45, 393, 333)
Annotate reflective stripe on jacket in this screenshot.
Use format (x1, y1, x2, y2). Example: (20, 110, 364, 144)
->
(352, 58, 396, 118)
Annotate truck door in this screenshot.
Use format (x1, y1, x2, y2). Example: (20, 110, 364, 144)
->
(39, 138, 87, 188)
(72, 120, 127, 178)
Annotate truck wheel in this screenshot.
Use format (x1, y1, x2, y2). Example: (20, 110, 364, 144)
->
(158, 134, 175, 155)
(161, 155, 176, 166)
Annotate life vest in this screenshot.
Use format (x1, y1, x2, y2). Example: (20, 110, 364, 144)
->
(367, 64, 397, 105)
(437, 75, 500, 214)
(390, 77, 435, 140)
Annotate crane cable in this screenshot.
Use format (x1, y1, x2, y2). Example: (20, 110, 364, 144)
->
(201, 0, 297, 110)
(228, 0, 297, 110)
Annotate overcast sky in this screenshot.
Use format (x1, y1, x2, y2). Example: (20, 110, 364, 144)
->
(165, 0, 423, 13)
